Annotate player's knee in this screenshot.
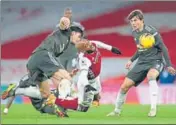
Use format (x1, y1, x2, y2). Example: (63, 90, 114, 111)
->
(53, 71, 63, 81)
(85, 85, 96, 93)
(121, 78, 134, 93)
(147, 69, 159, 81)
(120, 85, 129, 93)
(39, 87, 50, 98)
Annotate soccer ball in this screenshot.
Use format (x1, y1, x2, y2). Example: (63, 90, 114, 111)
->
(139, 33, 155, 49)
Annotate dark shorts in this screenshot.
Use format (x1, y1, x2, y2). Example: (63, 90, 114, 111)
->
(127, 60, 164, 86)
(27, 50, 62, 83)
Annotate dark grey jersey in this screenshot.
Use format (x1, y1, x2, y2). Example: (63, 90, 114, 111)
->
(55, 21, 84, 71)
(33, 28, 71, 57)
(131, 25, 171, 66)
(56, 43, 78, 72)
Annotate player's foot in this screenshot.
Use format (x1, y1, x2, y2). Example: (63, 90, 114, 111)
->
(92, 101, 100, 107)
(54, 105, 69, 118)
(1, 84, 16, 100)
(148, 108, 157, 117)
(92, 93, 101, 107)
(106, 111, 121, 117)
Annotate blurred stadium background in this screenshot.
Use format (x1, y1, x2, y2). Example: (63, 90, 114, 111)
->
(1, 0, 176, 107)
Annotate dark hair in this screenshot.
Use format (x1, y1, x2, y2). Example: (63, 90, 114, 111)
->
(64, 7, 72, 13)
(127, 9, 144, 20)
(70, 26, 83, 36)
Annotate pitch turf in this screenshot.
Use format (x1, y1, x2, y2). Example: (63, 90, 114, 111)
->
(1, 104, 176, 124)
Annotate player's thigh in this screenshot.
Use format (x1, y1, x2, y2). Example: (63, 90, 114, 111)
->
(39, 79, 51, 97)
(126, 64, 148, 87)
(58, 79, 72, 98)
(121, 77, 135, 92)
(147, 60, 164, 80)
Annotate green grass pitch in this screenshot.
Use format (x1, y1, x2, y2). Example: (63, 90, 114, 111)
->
(1, 104, 176, 124)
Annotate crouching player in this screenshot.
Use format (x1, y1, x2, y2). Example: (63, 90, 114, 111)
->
(54, 39, 122, 112)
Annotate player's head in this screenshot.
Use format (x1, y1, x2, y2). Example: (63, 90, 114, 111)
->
(75, 39, 95, 53)
(64, 7, 72, 19)
(70, 22, 84, 44)
(127, 9, 144, 31)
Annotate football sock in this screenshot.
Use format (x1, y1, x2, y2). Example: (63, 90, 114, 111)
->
(55, 98, 78, 110)
(114, 89, 127, 113)
(15, 86, 42, 99)
(149, 79, 158, 109)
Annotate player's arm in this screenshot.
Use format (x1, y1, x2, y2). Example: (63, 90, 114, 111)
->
(153, 32, 171, 66)
(125, 50, 139, 69)
(90, 40, 122, 55)
(130, 50, 139, 62)
(153, 30, 176, 75)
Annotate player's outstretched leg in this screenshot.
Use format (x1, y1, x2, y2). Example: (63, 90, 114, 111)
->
(3, 96, 15, 114)
(1, 83, 16, 100)
(107, 77, 135, 117)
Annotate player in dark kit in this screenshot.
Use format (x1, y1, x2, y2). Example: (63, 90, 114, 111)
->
(2, 83, 68, 117)
(56, 8, 86, 72)
(2, 17, 84, 117)
(107, 10, 176, 117)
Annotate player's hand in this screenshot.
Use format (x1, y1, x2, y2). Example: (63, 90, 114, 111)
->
(111, 47, 122, 55)
(59, 17, 70, 30)
(70, 69, 79, 77)
(54, 69, 72, 81)
(125, 60, 132, 69)
(167, 66, 176, 75)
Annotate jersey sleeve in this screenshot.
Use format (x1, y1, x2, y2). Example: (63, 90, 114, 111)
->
(130, 50, 139, 62)
(90, 40, 112, 51)
(147, 25, 172, 66)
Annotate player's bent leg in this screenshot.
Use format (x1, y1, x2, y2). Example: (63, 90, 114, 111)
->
(39, 80, 58, 107)
(147, 68, 160, 117)
(107, 77, 135, 117)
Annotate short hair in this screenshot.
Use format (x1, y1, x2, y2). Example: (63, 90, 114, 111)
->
(64, 7, 72, 13)
(127, 9, 144, 20)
